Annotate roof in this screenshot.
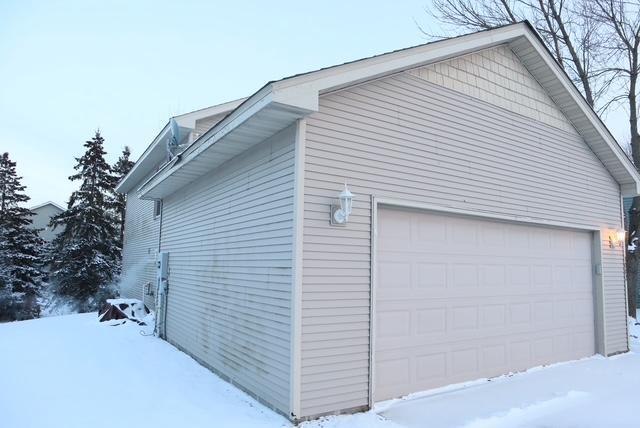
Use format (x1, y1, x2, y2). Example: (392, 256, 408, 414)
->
(128, 21, 640, 199)
(116, 97, 247, 194)
(30, 201, 65, 212)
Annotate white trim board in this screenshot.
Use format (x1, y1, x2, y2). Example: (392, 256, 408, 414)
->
(375, 198, 605, 232)
(290, 119, 306, 420)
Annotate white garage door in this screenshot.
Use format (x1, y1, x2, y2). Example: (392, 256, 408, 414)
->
(375, 207, 595, 401)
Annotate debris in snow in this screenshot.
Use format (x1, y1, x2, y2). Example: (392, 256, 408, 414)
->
(98, 299, 150, 325)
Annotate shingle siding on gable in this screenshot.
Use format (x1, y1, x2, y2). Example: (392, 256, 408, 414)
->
(409, 45, 575, 134)
(298, 60, 626, 417)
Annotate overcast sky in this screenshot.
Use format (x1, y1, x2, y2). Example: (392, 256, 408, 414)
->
(1, 0, 630, 207)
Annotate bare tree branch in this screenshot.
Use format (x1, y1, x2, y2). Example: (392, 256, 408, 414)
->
(424, 0, 640, 315)
(589, 0, 640, 316)
(427, 0, 607, 107)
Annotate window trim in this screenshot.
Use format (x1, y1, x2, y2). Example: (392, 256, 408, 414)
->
(153, 200, 162, 219)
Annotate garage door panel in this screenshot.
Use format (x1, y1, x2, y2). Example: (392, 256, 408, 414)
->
(377, 295, 591, 328)
(375, 208, 595, 401)
(377, 285, 591, 301)
(376, 301, 592, 349)
(375, 326, 594, 394)
(378, 255, 590, 296)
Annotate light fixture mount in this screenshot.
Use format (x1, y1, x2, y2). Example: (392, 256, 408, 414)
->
(609, 229, 626, 248)
(330, 183, 354, 226)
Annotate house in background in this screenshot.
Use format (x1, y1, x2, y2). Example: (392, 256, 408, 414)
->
(117, 22, 640, 422)
(29, 201, 64, 242)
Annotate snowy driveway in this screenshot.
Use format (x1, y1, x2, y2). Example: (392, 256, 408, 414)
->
(377, 351, 638, 428)
(1, 314, 639, 428)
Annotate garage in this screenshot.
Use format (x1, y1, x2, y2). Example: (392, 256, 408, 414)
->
(374, 206, 596, 401)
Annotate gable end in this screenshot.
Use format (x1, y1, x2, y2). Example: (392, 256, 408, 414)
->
(409, 45, 575, 134)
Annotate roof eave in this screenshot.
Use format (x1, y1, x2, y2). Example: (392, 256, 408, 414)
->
(136, 85, 314, 199)
(30, 201, 65, 211)
(622, 182, 640, 197)
(172, 97, 248, 129)
(115, 123, 171, 194)
(116, 98, 249, 194)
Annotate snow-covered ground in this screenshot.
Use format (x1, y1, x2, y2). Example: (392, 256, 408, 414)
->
(1, 314, 640, 428)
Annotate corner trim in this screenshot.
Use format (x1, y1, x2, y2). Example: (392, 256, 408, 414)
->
(369, 195, 378, 407)
(290, 118, 306, 419)
(592, 229, 608, 356)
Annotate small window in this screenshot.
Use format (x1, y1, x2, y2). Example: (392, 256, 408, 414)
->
(154, 200, 162, 219)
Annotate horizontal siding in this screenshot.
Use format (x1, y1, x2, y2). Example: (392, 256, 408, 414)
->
(299, 66, 625, 417)
(602, 224, 629, 354)
(120, 187, 161, 309)
(161, 125, 296, 415)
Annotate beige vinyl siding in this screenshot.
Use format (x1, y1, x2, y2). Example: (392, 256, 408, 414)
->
(602, 210, 629, 353)
(299, 66, 626, 416)
(160, 125, 296, 415)
(120, 190, 161, 309)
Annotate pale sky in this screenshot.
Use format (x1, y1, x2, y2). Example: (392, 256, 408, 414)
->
(0, 0, 630, 207)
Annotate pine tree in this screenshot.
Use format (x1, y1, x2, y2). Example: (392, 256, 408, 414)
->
(112, 146, 134, 246)
(49, 131, 120, 311)
(0, 152, 45, 321)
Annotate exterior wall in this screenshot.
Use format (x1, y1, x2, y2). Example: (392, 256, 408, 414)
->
(29, 204, 64, 242)
(298, 46, 627, 417)
(160, 125, 296, 415)
(120, 186, 161, 309)
(120, 109, 234, 308)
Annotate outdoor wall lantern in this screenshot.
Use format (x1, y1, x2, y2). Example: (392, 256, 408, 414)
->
(609, 229, 626, 248)
(330, 183, 354, 226)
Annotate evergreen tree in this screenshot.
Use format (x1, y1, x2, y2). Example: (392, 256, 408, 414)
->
(49, 131, 119, 311)
(0, 152, 45, 321)
(112, 146, 134, 246)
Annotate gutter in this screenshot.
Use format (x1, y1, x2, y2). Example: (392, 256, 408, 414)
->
(135, 83, 280, 198)
(116, 123, 170, 194)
